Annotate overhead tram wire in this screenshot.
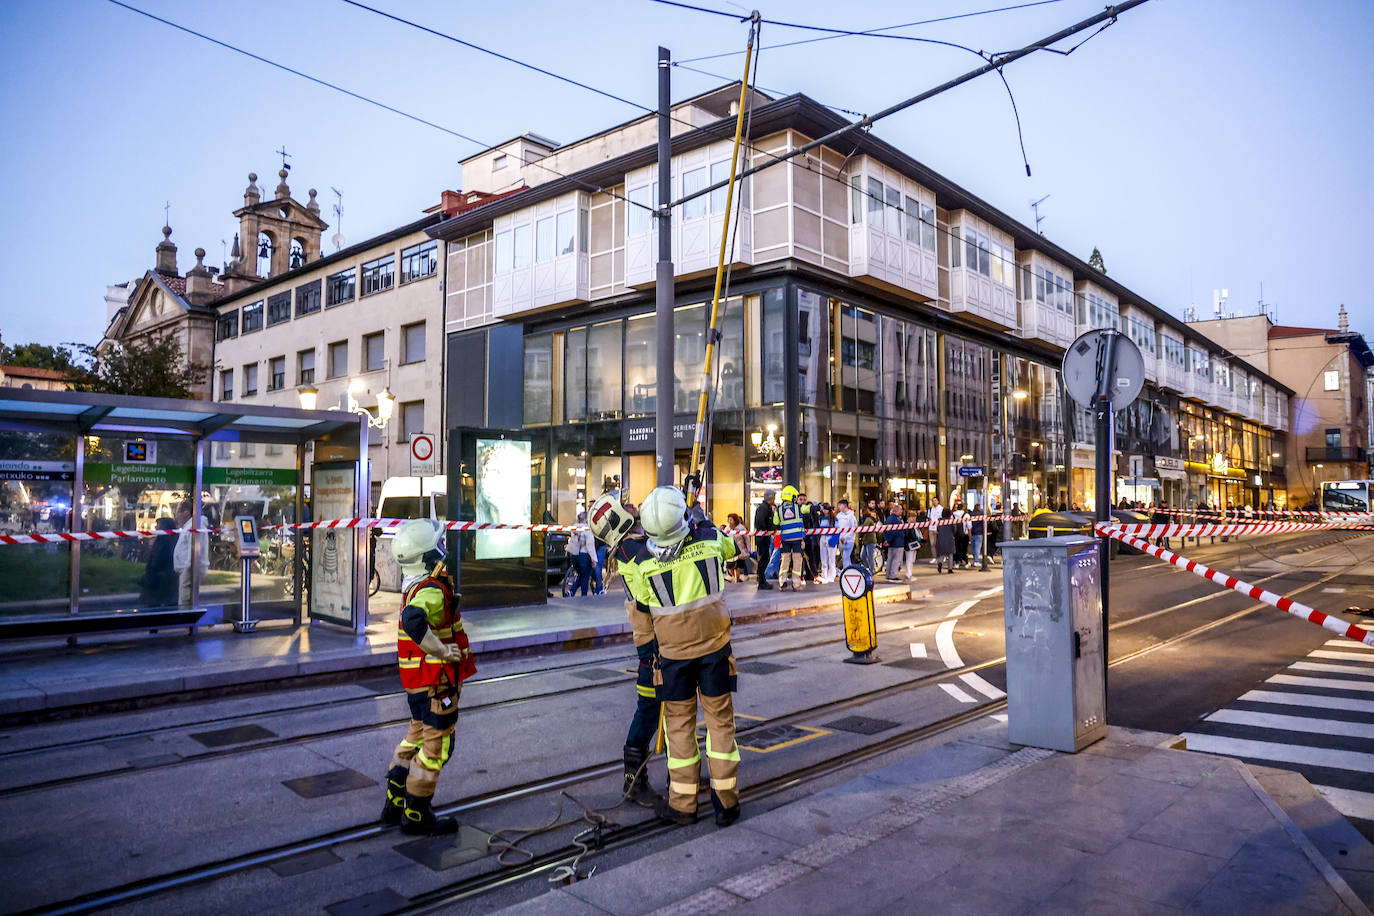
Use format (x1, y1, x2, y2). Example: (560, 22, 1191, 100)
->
(105, 0, 652, 212)
(667, 2, 1148, 213)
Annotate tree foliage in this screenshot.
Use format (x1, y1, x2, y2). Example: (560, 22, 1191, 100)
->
(71, 335, 209, 399)
(1088, 246, 1107, 274)
(0, 340, 81, 373)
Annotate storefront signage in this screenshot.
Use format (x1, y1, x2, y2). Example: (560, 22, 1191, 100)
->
(83, 464, 299, 487)
(474, 437, 531, 560)
(84, 462, 195, 486)
(0, 460, 74, 482)
(1211, 453, 1230, 475)
(958, 466, 986, 478)
(621, 417, 696, 453)
(1155, 457, 1185, 471)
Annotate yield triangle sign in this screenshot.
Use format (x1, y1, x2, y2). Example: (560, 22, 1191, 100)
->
(840, 568, 867, 600)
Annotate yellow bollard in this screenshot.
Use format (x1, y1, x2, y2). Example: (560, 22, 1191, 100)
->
(839, 565, 880, 664)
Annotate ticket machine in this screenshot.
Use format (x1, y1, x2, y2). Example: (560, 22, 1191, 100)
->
(233, 515, 260, 633)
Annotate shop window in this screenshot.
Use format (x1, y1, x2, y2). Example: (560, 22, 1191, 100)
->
(565, 327, 588, 422)
(587, 320, 622, 419)
(625, 314, 656, 416)
(524, 333, 554, 426)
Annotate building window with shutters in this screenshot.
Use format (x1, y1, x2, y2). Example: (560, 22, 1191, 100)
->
(298, 349, 315, 385)
(398, 400, 424, 444)
(328, 341, 348, 379)
(402, 322, 425, 364)
(268, 356, 286, 391)
(364, 332, 385, 372)
(242, 364, 258, 397)
(266, 291, 291, 325)
(220, 369, 233, 401)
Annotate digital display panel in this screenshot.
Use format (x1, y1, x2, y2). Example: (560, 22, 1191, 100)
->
(474, 438, 531, 560)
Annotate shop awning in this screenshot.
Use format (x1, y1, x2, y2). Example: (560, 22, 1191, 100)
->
(1157, 468, 1186, 480)
(1121, 477, 1161, 488)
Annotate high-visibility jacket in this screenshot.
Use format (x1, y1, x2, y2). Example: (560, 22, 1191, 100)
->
(619, 520, 738, 661)
(397, 575, 477, 688)
(774, 500, 804, 544)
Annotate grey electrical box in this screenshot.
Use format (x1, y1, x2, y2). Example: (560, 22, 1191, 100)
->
(1000, 535, 1106, 752)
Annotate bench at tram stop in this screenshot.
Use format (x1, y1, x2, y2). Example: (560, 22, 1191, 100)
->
(0, 606, 207, 644)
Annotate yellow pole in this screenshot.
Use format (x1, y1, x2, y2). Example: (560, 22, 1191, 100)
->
(687, 24, 756, 505)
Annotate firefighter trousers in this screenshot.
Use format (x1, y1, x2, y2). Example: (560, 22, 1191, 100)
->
(659, 645, 739, 815)
(390, 684, 459, 798)
(625, 641, 662, 752)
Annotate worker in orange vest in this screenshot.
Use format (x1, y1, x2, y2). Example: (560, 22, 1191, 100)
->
(381, 519, 476, 835)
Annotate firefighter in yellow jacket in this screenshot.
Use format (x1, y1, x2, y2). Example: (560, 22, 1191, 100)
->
(618, 486, 741, 828)
(381, 518, 476, 835)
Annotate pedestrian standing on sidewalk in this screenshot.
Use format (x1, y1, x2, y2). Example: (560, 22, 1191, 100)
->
(172, 500, 209, 606)
(926, 496, 943, 565)
(753, 491, 777, 591)
(883, 501, 906, 581)
(723, 513, 750, 582)
(934, 506, 955, 573)
(969, 504, 984, 568)
(567, 512, 597, 596)
(903, 509, 922, 579)
(859, 502, 881, 572)
(817, 504, 838, 583)
(952, 500, 970, 568)
(835, 499, 858, 568)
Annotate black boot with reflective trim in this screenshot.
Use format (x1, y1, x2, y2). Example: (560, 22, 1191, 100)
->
(623, 746, 663, 808)
(402, 792, 459, 836)
(654, 795, 697, 826)
(381, 765, 408, 825)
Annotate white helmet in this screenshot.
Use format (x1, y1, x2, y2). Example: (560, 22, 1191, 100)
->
(640, 486, 689, 546)
(589, 492, 635, 548)
(392, 518, 445, 577)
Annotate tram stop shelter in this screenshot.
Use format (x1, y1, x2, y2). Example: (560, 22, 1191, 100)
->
(0, 388, 372, 640)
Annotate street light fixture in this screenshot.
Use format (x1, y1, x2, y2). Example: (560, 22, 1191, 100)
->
(297, 385, 318, 411)
(298, 382, 394, 429)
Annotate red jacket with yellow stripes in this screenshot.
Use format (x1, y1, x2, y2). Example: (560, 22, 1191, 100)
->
(396, 575, 477, 688)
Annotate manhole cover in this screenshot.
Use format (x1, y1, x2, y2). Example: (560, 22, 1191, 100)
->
(736, 661, 791, 675)
(190, 724, 278, 747)
(394, 824, 494, 871)
(738, 724, 827, 753)
(823, 715, 898, 735)
(282, 768, 376, 799)
(569, 668, 624, 680)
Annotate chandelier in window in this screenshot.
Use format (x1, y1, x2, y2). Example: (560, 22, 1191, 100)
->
(750, 424, 785, 461)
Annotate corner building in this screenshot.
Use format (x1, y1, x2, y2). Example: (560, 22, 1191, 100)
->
(433, 86, 1292, 527)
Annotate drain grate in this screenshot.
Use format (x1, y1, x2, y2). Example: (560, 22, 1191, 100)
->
(823, 715, 899, 735)
(569, 667, 625, 681)
(270, 848, 342, 877)
(282, 768, 376, 799)
(189, 724, 277, 747)
(738, 724, 827, 753)
(736, 661, 791, 675)
(393, 824, 494, 871)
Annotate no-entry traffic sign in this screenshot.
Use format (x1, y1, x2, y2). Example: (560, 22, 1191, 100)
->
(410, 433, 436, 476)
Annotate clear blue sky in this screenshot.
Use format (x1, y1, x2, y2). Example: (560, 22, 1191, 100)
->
(1, 0, 1371, 350)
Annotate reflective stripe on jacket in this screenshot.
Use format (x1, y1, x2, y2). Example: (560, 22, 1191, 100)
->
(620, 521, 738, 661)
(396, 576, 477, 688)
(774, 500, 804, 543)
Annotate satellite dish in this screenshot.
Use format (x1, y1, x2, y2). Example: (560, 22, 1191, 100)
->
(331, 233, 345, 250)
(1061, 329, 1145, 411)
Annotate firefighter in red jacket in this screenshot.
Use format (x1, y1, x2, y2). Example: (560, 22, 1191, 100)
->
(381, 519, 476, 835)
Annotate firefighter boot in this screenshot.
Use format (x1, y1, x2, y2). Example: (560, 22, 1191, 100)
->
(623, 745, 662, 808)
(711, 791, 741, 828)
(381, 765, 408, 825)
(402, 792, 459, 836)
(655, 795, 698, 826)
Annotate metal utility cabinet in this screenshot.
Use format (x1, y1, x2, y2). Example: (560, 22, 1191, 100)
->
(1000, 535, 1107, 752)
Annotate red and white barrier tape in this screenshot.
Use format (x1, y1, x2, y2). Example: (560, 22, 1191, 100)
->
(1155, 506, 1369, 523)
(1095, 522, 1374, 648)
(1109, 521, 1374, 538)
(0, 513, 1034, 546)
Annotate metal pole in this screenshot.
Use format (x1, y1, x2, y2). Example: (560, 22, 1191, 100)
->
(655, 45, 675, 487)
(1001, 356, 1010, 543)
(1093, 330, 1120, 717)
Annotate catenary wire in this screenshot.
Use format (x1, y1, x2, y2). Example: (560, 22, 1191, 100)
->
(674, 0, 1070, 64)
(105, 0, 652, 211)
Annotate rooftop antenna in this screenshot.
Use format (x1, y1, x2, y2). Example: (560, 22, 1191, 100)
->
(1212, 288, 1228, 317)
(330, 187, 345, 251)
(1256, 281, 1277, 323)
(1030, 194, 1050, 234)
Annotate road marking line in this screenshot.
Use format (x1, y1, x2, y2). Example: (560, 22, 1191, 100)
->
(1313, 785, 1374, 822)
(1238, 689, 1374, 714)
(940, 683, 977, 704)
(1309, 650, 1374, 663)
(974, 586, 1004, 600)
(960, 672, 1006, 699)
(909, 643, 927, 659)
(946, 599, 978, 619)
(1322, 587, 1349, 594)
(936, 620, 961, 668)
(1180, 733, 1374, 772)
(1205, 708, 1374, 739)
(1324, 640, 1374, 651)
(1289, 662, 1374, 679)
(1267, 674, 1374, 694)
(988, 713, 1009, 723)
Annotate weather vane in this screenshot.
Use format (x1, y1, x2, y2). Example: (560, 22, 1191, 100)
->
(276, 145, 291, 171)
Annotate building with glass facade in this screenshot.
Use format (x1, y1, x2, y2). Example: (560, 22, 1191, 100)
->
(433, 86, 1292, 528)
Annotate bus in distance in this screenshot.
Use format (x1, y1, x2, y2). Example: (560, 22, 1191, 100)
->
(1319, 479, 1374, 519)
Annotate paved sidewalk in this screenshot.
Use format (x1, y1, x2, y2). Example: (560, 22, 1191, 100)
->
(505, 725, 1374, 915)
(0, 574, 941, 716)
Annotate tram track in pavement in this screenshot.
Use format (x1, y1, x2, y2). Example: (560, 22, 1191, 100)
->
(3, 534, 1354, 798)
(4, 531, 1361, 799)
(27, 559, 1356, 916)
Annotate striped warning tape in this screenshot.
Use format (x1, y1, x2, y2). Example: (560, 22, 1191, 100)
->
(1095, 522, 1374, 648)
(1109, 520, 1374, 538)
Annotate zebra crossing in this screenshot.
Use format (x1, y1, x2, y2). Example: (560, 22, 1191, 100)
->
(1183, 638, 1374, 825)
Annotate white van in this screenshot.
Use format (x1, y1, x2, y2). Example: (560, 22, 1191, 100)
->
(374, 476, 448, 592)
